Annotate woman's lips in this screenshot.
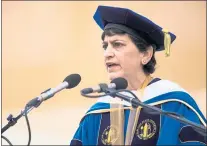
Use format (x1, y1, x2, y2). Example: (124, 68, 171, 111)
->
(107, 64, 121, 72)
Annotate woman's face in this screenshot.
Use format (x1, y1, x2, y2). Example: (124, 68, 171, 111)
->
(103, 34, 145, 80)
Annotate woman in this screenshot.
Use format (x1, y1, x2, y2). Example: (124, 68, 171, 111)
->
(70, 5, 206, 145)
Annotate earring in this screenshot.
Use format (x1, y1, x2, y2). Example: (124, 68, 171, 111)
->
(142, 60, 147, 65)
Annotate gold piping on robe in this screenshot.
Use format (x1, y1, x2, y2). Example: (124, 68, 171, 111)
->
(109, 103, 124, 145)
(125, 75, 153, 145)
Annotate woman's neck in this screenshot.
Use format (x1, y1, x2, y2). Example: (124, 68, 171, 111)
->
(126, 72, 150, 91)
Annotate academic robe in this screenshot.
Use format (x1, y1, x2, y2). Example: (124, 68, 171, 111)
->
(70, 79, 206, 145)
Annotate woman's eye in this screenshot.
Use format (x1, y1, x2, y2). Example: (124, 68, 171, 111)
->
(102, 44, 108, 50)
(113, 42, 123, 48)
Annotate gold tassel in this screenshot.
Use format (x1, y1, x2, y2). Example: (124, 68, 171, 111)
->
(162, 28, 171, 57)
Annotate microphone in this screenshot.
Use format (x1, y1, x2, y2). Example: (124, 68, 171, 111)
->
(81, 77, 128, 94)
(1, 73, 81, 135)
(27, 74, 81, 107)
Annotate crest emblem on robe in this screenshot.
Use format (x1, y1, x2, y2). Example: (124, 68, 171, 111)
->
(101, 125, 119, 145)
(136, 119, 157, 140)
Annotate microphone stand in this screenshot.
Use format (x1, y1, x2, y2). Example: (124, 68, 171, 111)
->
(106, 88, 207, 137)
(1, 87, 49, 134)
(1, 97, 42, 134)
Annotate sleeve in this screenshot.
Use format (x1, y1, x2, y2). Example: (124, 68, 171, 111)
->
(157, 102, 206, 146)
(70, 113, 102, 146)
(70, 118, 88, 146)
(178, 106, 206, 145)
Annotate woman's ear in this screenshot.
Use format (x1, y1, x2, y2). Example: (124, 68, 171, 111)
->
(141, 45, 154, 65)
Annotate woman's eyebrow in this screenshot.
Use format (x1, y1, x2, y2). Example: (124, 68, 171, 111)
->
(103, 39, 127, 44)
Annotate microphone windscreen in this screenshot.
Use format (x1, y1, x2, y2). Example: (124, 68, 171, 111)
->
(111, 77, 128, 90)
(63, 74, 81, 89)
(81, 88, 93, 94)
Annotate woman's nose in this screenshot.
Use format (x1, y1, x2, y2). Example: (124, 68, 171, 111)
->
(104, 46, 115, 59)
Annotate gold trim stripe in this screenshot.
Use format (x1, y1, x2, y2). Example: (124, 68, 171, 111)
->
(85, 99, 206, 126)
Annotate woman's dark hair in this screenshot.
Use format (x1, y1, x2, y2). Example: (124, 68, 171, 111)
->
(101, 28, 156, 75)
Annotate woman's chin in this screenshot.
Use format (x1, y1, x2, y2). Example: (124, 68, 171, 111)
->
(108, 72, 124, 81)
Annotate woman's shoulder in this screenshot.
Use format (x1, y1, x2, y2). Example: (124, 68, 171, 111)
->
(144, 78, 198, 105)
(144, 78, 188, 100)
(148, 78, 187, 92)
(145, 78, 206, 125)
